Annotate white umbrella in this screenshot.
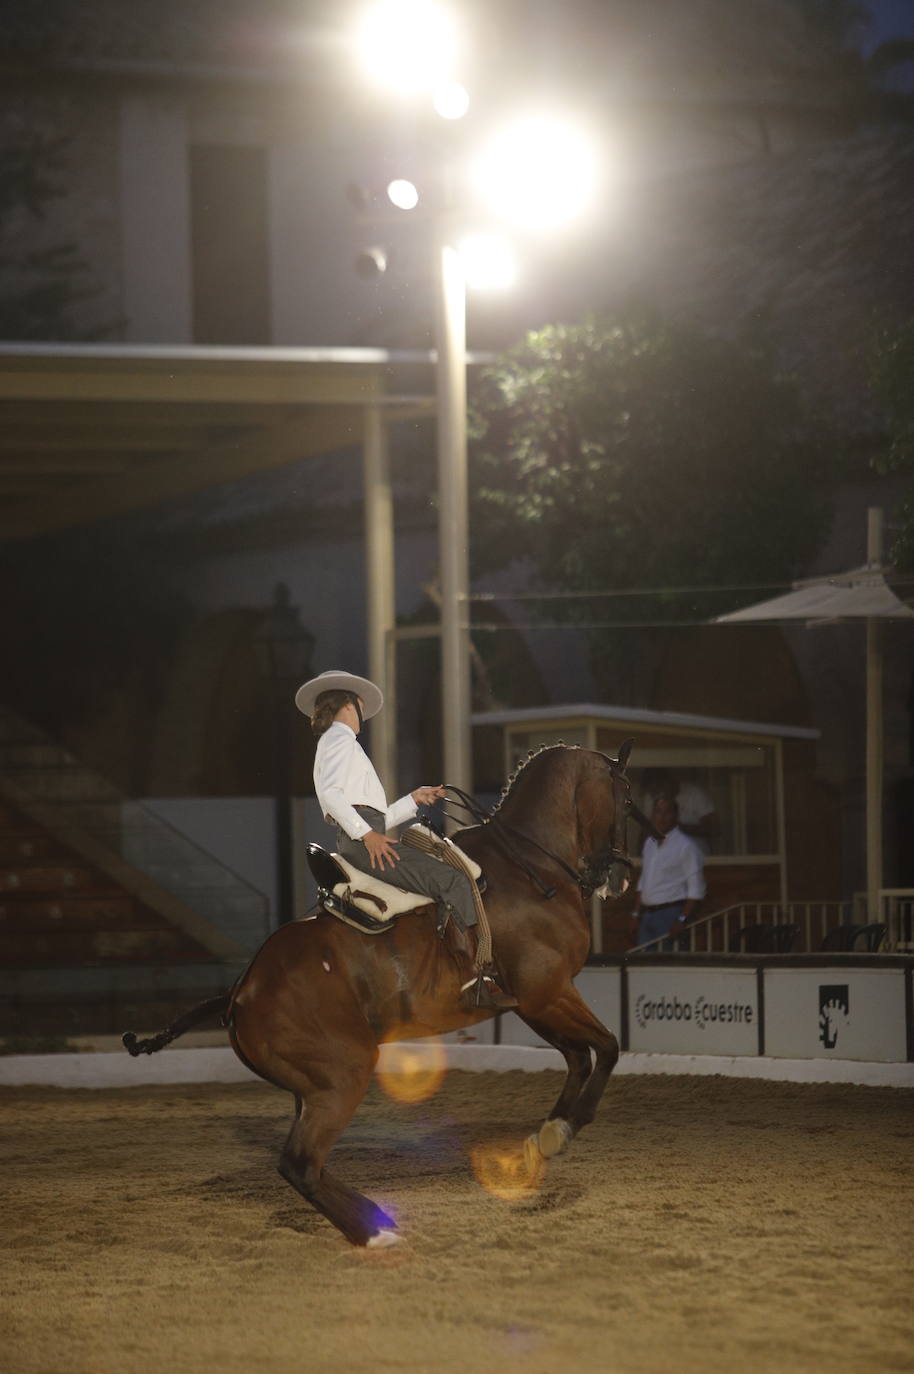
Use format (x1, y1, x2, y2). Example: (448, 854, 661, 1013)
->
(715, 508, 914, 917)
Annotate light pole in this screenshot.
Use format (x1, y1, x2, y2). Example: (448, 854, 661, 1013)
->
(352, 1, 600, 798)
(352, 0, 476, 795)
(434, 235, 472, 793)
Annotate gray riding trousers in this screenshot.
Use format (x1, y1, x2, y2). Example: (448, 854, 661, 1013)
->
(336, 807, 477, 931)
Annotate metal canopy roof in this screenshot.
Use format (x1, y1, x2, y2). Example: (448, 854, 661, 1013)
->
(715, 564, 914, 624)
(0, 342, 438, 542)
(471, 701, 819, 741)
(713, 509, 913, 917)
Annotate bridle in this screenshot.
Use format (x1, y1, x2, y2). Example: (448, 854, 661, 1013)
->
(439, 754, 657, 901)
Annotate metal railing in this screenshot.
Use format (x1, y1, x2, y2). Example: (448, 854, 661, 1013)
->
(0, 707, 269, 953)
(853, 889, 914, 952)
(629, 899, 859, 955)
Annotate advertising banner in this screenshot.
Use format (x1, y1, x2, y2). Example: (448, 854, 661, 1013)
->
(764, 968, 909, 1062)
(575, 966, 622, 1036)
(628, 966, 759, 1056)
(499, 965, 622, 1048)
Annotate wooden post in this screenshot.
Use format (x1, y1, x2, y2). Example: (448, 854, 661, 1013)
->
(866, 507, 884, 921)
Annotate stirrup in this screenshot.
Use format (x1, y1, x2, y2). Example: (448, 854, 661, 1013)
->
(459, 971, 518, 1013)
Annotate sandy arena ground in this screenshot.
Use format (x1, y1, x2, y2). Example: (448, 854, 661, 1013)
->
(3, 1068, 913, 1374)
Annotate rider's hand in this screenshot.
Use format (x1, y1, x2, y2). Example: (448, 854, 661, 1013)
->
(411, 784, 446, 807)
(362, 829, 399, 871)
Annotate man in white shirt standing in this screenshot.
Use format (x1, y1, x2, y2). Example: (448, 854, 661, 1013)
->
(640, 769, 717, 855)
(296, 670, 517, 1011)
(634, 795, 706, 949)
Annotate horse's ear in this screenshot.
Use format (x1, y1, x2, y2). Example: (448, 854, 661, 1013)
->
(616, 738, 634, 772)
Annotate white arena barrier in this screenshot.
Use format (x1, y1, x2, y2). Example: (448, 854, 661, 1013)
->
(2, 956, 912, 1089)
(0, 1042, 911, 1089)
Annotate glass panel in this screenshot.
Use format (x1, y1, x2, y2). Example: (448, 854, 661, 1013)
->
(596, 726, 777, 857)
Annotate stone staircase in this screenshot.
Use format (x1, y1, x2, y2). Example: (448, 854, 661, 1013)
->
(0, 797, 221, 967)
(0, 708, 268, 1038)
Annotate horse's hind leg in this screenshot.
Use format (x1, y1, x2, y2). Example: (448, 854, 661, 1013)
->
(277, 1060, 397, 1248)
(521, 987, 619, 1162)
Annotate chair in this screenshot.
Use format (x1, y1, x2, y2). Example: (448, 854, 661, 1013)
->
(771, 922, 800, 953)
(852, 922, 887, 952)
(818, 924, 863, 952)
(729, 923, 776, 953)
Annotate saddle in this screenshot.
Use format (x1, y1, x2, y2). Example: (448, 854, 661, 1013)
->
(304, 824, 483, 936)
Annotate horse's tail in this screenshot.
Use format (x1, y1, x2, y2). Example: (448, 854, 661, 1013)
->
(122, 992, 231, 1057)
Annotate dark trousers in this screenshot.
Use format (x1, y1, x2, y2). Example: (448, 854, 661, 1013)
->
(336, 808, 478, 931)
(638, 901, 686, 950)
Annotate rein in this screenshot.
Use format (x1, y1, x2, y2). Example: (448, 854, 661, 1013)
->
(490, 816, 593, 897)
(439, 782, 633, 901)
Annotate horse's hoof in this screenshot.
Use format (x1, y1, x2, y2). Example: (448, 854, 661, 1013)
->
(538, 1117, 573, 1159)
(523, 1132, 543, 1173)
(366, 1228, 401, 1249)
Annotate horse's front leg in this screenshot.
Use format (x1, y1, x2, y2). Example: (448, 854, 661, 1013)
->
(518, 1015, 593, 1121)
(519, 987, 619, 1165)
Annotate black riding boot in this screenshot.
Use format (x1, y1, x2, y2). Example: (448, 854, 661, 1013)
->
(447, 917, 518, 1012)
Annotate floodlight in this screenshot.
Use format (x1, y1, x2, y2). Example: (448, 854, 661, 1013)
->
(354, 0, 459, 94)
(387, 178, 420, 210)
(433, 81, 470, 120)
(457, 233, 517, 290)
(471, 113, 600, 231)
(355, 245, 389, 277)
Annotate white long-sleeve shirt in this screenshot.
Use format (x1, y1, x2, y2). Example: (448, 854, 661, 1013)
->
(637, 826, 706, 906)
(314, 720, 417, 840)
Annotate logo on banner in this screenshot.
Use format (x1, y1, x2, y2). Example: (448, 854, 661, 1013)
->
(633, 991, 754, 1031)
(818, 984, 850, 1050)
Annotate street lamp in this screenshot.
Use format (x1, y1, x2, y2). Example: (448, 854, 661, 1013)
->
(457, 233, 517, 290)
(255, 583, 314, 926)
(353, 0, 462, 96)
(433, 80, 470, 120)
(352, 2, 599, 796)
(470, 112, 601, 232)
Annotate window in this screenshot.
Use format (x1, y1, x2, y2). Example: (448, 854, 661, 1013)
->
(596, 728, 777, 857)
(501, 720, 781, 859)
(190, 144, 271, 344)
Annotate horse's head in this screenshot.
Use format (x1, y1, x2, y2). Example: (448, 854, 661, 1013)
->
(572, 739, 643, 898)
(492, 740, 658, 899)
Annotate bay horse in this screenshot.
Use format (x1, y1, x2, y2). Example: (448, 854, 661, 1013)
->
(123, 742, 652, 1247)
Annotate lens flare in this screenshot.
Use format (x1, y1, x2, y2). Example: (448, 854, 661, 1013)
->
(470, 1138, 546, 1201)
(376, 1033, 448, 1104)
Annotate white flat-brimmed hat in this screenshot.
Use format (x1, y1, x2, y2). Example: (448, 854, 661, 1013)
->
(294, 670, 384, 719)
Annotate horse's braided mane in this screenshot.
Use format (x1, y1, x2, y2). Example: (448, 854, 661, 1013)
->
(489, 741, 580, 817)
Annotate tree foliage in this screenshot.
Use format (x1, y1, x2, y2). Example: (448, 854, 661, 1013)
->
(0, 131, 102, 339)
(788, 0, 869, 48)
(468, 315, 833, 617)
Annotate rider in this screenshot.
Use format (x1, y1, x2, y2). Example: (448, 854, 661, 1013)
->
(295, 670, 517, 1013)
